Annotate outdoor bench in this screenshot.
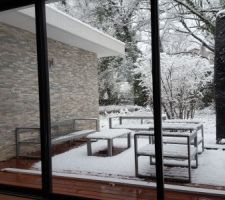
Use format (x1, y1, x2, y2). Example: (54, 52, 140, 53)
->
(117, 114, 167, 125)
(134, 131, 198, 182)
(52, 129, 96, 145)
(15, 118, 99, 158)
(164, 119, 201, 124)
(87, 129, 131, 156)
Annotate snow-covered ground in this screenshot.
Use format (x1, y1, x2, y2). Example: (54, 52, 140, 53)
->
(194, 107, 216, 145)
(32, 107, 225, 187)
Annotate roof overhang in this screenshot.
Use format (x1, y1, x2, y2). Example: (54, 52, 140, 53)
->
(0, 5, 125, 58)
(0, 0, 58, 12)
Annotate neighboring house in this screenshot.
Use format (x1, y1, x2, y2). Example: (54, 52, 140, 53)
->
(118, 81, 134, 105)
(0, 5, 125, 161)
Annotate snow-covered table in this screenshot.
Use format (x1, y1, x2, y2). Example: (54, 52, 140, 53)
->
(134, 131, 198, 182)
(109, 118, 204, 153)
(87, 129, 132, 156)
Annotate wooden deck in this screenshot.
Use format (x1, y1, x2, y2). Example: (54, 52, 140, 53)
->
(0, 194, 31, 200)
(0, 172, 224, 200)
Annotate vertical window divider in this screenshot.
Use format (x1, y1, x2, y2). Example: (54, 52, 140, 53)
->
(35, 0, 52, 198)
(150, 0, 165, 199)
(0, 0, 165, 199)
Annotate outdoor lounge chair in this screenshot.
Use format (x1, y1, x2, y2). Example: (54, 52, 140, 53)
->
(134, 131, 199, 182)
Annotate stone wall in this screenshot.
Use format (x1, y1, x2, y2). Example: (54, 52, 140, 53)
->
(0, 23, 99, 160)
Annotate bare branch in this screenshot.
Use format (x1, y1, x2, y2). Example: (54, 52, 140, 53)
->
(173, 0, 215, 34)
(180, 19, 214, 52)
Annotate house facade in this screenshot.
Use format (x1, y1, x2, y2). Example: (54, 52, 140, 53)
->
(0, 6, 125, 160)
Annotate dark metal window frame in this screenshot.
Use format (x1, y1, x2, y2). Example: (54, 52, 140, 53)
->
(0, 0, 164, 199)
(150, 1, 164, 199)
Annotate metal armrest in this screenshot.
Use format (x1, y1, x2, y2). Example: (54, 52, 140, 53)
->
(109, 116, 119, 128)
(15, 127, 40, 158)
(73, 118, 99, 131)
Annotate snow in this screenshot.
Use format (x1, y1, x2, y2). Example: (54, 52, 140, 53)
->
(217, 10, 225, 18)
(165, 119, 201, 124)
(138, 143, 197, 158)
(119, 81, 132, 95)
(55, 129, 95, 141)
(112, 122, 201, 130)
(134, 53, 213, 119)
(194, 107, 216, 145)
(163, 136, 190, 144)
(99, 105, 141, 114)
(112, 124, 151, 130)
(192, 150, 225, 185)
(87, 129, 131, 139)
(26, 108, 225, 187)
(33, 138, 145, 178)
(31, 137, 225, 186)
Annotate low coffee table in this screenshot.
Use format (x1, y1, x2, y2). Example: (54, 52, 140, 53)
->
(87, 129, 131, 156)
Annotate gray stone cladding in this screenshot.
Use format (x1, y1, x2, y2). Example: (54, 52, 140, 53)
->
(0, 23, 99, 160)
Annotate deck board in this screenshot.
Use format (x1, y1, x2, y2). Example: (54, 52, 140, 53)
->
(0, 194, 31, 200)
(0, 172, 224, 200)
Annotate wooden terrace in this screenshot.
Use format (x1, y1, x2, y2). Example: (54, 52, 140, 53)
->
(0, 141, 224, 200)
(0, 171, 223, 200)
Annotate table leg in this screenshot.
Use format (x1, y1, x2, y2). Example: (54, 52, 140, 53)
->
(108, 139, 113, 156)
(134, 135, 139, 176)
(149, 135, 152, 144)
(119, 117, 122, 125)
(87, 139, 92, 156)
(127, 133, 131, 148)
(187, 137, 191, 182)
(201, 125, 204, 152)
(194, 135, 198, 168)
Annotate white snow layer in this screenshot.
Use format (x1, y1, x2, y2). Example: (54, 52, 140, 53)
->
(30, 108, 225, 187)
(217, 10, 225, 18)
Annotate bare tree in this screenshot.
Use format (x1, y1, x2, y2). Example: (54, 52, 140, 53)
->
(134, 53, 213, 119)
(167, 0, 225, 52)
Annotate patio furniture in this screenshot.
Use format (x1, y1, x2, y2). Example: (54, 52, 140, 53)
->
(87, 129, 131, 156)
(109, 117, 204, 153)
(117, 114, 167, 125)
(16, 118, 99, 158)
(134, 131, 198, 182)
(164, 119, 204, 152)
(164, 119, 201, 124)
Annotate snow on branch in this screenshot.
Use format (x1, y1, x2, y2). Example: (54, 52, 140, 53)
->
(217, 10, 225, 19)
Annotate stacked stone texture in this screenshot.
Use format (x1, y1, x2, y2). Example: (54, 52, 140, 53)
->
(0, 23, 99, 160)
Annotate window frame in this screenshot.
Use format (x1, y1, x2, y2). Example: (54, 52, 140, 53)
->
(0, 0, 164, 199)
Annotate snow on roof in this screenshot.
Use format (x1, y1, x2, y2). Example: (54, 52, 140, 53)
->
(0, 5, 125, 58)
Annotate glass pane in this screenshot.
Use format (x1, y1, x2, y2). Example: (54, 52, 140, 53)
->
(35, 1, 225, 199)
(44, 1, 158, 198)
(0, 5, 42, 190)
